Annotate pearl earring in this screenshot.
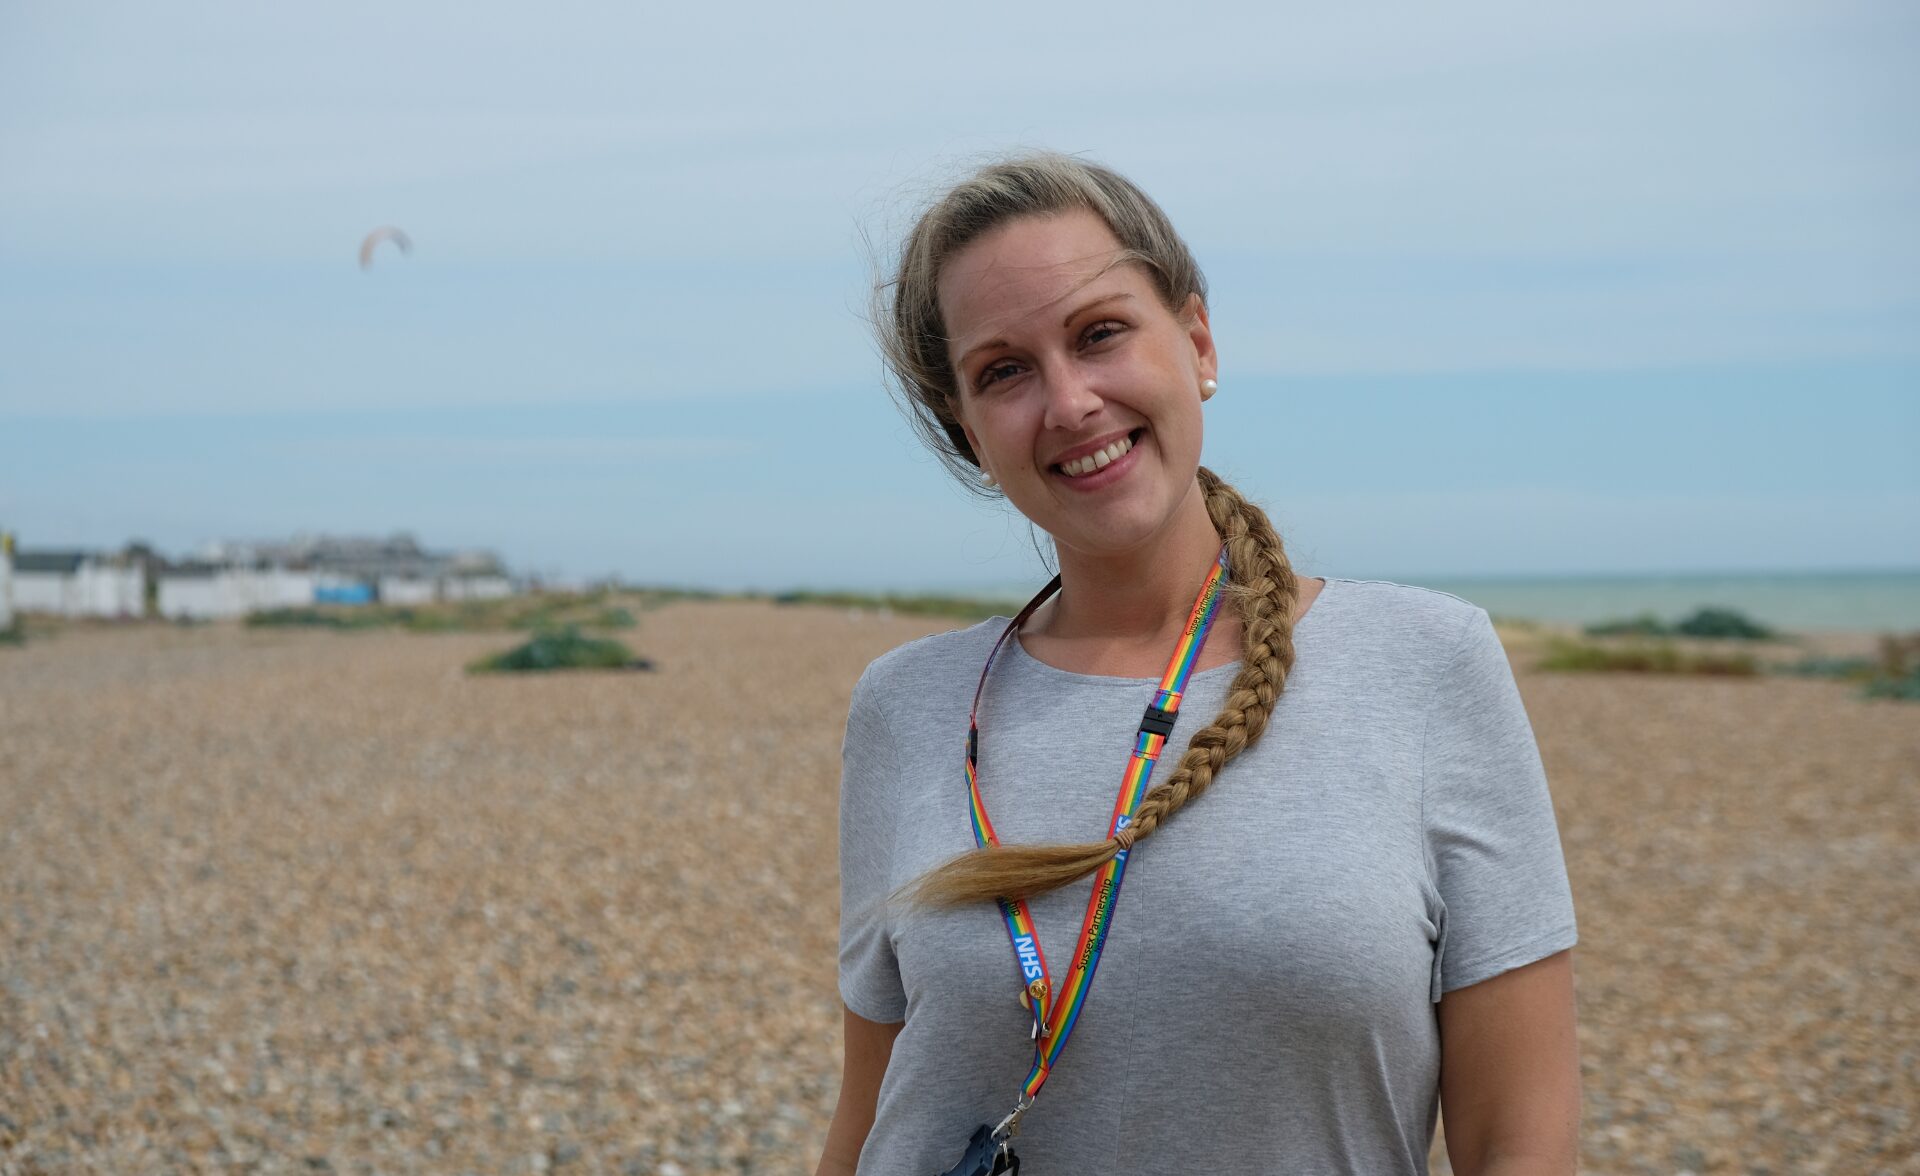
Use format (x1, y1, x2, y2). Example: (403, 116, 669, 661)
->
(980, 468, 998, 488)
(1200, 378, 1218, 401)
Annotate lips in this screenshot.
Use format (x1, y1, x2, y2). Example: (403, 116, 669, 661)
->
(1050, 428, 1146, 489)
(1051, 428, 1144, 477)
(1064, 436, 1132, 478)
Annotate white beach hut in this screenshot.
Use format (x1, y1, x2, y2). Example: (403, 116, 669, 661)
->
(12, 549, 146, 618)
(158, 565, 320, 620)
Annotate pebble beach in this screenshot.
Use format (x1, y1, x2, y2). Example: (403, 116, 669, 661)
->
(2, 600, 1915, 1174)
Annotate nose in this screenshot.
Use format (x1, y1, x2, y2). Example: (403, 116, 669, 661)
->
(1038, 359, 1103, 433)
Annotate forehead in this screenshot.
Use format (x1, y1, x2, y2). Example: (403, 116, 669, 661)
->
(938, 209, 1142, 349)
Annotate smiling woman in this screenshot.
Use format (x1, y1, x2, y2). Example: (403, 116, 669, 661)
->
(818, 153, 1580, 1176)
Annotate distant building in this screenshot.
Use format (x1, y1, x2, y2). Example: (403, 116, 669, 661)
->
(157, 530, 516, 619)
(156, 564, 320, 620)
(1, 529, 516, 622)
(12, 548, 147, 619)
(438, 573, 514, 601)
(377, 575, 438, 606)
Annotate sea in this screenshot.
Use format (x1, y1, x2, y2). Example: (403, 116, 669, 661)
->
(1402, 569, 1920, 634)
(938, 569, 1920, 635)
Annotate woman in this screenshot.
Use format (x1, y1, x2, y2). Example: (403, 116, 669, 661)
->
(816, 153, 1579, 1175)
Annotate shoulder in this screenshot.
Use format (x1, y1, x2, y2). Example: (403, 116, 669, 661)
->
(852, 615, 1009, 708)
(1316, 577, 1489, 667)
(1324, 581, 1535, 742)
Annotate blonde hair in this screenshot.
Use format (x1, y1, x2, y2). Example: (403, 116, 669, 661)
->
(874, 151, 1303, 908)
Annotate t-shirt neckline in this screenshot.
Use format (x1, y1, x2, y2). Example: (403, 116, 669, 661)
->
(998, 576, 1341, 687)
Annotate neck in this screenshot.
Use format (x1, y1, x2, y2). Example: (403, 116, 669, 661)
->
(1037, 477, 1226, 644)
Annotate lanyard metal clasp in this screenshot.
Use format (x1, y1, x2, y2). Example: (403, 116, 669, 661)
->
(992, 1095, 1033, 1145)
(1020, 978, 1050, 1041)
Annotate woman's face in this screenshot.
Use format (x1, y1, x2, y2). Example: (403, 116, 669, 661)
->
(940, 208, 1217, 561)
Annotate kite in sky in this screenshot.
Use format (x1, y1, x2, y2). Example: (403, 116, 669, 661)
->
(358, 226, 413, 270)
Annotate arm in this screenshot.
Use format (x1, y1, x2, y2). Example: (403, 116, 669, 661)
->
(815, 1005, 906, 1176)
(1437, 949, 1581, 1175)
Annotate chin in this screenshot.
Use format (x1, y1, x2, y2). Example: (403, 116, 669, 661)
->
(1027, 470, 1190, 547)
(1053, 516, 1178, 558)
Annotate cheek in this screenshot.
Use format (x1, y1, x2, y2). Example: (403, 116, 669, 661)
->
(1156, 402, 1206, 466)
(971, 404, 1037, 459)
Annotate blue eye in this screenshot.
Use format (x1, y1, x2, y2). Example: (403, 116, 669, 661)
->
(973, 322, 1122, 390)
(977, 361, 1021, 389)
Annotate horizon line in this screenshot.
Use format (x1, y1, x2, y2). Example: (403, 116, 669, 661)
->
(631, 563, 1920, 598)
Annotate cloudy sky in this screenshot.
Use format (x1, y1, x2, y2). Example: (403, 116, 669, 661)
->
(2, 1, 1914, 591)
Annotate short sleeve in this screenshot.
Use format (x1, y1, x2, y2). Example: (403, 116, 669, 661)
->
(1422, 608, 1578, 1001)
(837, 663, 909, 1023)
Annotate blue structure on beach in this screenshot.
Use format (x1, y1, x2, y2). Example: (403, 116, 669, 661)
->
(314, 581, 374, 605)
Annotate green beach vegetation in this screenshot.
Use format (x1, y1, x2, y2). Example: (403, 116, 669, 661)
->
(466, 624, 654, 674)
(1538, 638, 1761, 676)
(1584, 606, 1776, 640)
(1864, 669, 1920, 700)
(0, 612, 65, 644)
(245, 587, 702, 634)
(240, 589, 672, 673)
(1778, 633, 1920, 701)
(223, 582, 1026, 633)
(1549, 614, 1920, 701)
(769, 589, 1022, 622)
(1545, 605, 1784, 678)
(244, 605, 394, 631)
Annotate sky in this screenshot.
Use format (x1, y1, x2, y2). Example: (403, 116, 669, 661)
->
(1, 1, 1915, 592)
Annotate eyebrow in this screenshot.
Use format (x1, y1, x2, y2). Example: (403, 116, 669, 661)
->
(956, 292, 1138, 373)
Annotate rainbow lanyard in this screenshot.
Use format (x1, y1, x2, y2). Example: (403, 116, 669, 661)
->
(964, 546, 1231, 1129)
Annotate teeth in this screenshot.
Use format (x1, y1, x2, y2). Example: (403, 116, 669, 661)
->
(1060, 434, 1134, 478)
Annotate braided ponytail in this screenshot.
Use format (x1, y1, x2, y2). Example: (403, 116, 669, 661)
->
(893, 465, 1301, 910)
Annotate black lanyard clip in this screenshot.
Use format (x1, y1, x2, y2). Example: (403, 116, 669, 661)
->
(1138, 703, 1177, 738)
(935, 1123, 1020, 1175)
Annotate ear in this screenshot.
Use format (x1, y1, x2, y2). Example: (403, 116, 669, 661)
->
(936, 395, 983, 468)
(1182, 293, 1217, 384)
(958, 419, 984, 466)
(942, 394, 984, 463)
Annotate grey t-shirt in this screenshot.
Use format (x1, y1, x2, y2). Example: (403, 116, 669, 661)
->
(837, 577, 1577, 1175)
